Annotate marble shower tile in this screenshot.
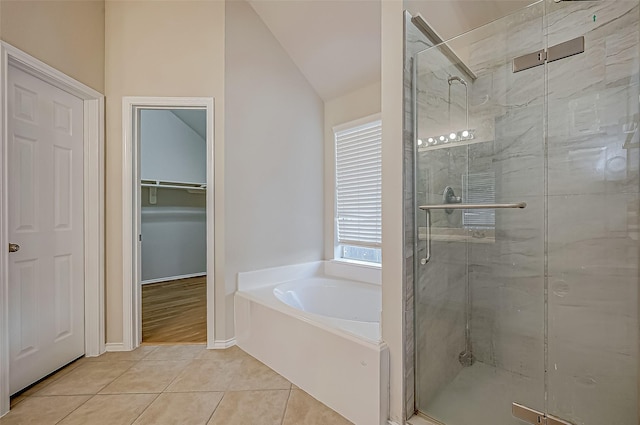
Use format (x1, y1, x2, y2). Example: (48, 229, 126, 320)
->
(548, 343, 637, 425)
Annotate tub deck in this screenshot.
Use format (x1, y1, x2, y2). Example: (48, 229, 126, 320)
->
(234, 261, 389, 425)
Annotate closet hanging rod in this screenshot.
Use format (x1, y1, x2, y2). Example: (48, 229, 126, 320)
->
(141, 181, 206, 191)
(419, 202, 526, 210)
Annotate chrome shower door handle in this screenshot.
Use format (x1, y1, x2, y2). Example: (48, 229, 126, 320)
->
(420, 209, 431, 265)
(9, 243, 20, 253)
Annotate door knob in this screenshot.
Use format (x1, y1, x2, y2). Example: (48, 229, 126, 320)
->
(8, 243, 19, 253)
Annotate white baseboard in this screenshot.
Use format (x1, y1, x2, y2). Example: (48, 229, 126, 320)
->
(105, 343, 128, 352)
(142, 272, 206, 285)
(209, 338, 236, 349)
(388, 421, 402, 425)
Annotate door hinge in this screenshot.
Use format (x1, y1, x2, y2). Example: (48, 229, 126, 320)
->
(513, 403, 575, 425)
(513, 36, 584, 73)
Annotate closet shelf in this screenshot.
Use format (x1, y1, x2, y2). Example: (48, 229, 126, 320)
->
(141, 180, 206, 191)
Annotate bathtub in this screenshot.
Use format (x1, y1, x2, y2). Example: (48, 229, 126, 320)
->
(234, 261, 389, 425)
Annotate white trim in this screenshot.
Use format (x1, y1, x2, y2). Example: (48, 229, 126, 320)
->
(141, 272, 206, 285)
(0, 42, 105, 417)
(211, 338, 236, 349)
(122, 97, 215, 351)
(104, 343, 127, 353)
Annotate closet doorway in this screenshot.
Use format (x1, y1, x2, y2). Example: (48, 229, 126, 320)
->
(122, 98, 214, 349)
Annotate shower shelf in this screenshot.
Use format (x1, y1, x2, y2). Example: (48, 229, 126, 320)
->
(418, 227, 495, 243)
(418, 138, 491, 152)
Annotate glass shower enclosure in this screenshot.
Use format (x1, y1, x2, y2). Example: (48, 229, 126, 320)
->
(409, 1, 639, 424)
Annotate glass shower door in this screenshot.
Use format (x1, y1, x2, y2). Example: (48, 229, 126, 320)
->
(412, 1, 640, 424)
(545, 1, 639, 424)
(413, 3, 546, 424)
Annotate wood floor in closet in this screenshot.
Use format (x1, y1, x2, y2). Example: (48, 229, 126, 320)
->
(142, 276, 207, 343)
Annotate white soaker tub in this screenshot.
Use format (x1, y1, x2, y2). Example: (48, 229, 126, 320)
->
(234, 261, 389, 425)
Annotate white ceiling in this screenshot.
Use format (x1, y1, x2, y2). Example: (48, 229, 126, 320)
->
(249, 0, 536, 102)
(249, 0, 381, 102)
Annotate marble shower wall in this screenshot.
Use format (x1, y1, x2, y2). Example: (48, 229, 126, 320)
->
(464, 4, 547, 411)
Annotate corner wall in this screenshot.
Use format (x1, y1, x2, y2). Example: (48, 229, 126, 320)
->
(104, 0, 225, 344)
(224, 1, 324, 339)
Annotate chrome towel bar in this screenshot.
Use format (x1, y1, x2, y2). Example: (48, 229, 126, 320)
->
(419, 202, 526, 210)
(419, 202, 526, 265)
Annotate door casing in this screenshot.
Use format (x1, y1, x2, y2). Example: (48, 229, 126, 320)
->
(0, 42, 105, 417)
(121, 97, 215, 351)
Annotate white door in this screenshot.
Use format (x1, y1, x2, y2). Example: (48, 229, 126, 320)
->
(7, 65, 85, 394)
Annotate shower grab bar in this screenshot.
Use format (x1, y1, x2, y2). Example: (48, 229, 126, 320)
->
(419, 202, 526, 264)
(419, 202, 526, 210)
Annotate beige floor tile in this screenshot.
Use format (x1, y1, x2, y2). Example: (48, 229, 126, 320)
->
(99, 360, 189, 394)
(195, 345, 251, 361)
(21, 357, 85, 396)
(166, 358, 245, 392)
(282, 389, 353, 425)
(228, 356, 291, 391)
(133, 392, 223, 425)
(57, 394, 157, 425)
(144, 344, 206, 361)
(34, 361, 135, 396)
(207, 390, 290, 425)
(85, 346, 158, 362)
(0, 395, 90, 425)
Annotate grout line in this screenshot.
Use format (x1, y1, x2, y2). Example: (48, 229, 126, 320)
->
(128, 392, 162, 425)
(52, 394, 97, 425)
(30, 360, 137, 398)
(157, 359, 194, 393)
(205, 391, 226, 424)
(280, 388, 293, 425)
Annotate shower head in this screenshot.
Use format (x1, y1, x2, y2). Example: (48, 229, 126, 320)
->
(448, 75, 468, 86)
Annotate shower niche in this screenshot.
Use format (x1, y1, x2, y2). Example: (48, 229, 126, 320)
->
(406, 1, 640, 425)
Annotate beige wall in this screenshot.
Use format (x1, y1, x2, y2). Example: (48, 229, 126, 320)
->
(323, 81, 381, 260)
(105, 0, 225, 344)
(1, 0, 105, 93)
(225, 1, 324, 338)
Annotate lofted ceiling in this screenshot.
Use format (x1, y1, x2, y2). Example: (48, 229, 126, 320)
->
(249, 0, 536, 102)
(171, 109, 207, 140)
(248, 0, 382, 102)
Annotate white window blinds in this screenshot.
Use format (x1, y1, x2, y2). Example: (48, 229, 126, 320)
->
(335, 119, 382, 249)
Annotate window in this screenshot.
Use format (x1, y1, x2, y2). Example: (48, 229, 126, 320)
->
(462, 172, 496, 229)
(334, 117, 382, 265)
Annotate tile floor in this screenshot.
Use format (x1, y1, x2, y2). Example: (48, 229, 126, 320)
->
(2, 344, 354, 425)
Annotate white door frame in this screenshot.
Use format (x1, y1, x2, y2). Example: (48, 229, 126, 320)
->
(0, 42, 105, 416)
(121, 97, 215, 351)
